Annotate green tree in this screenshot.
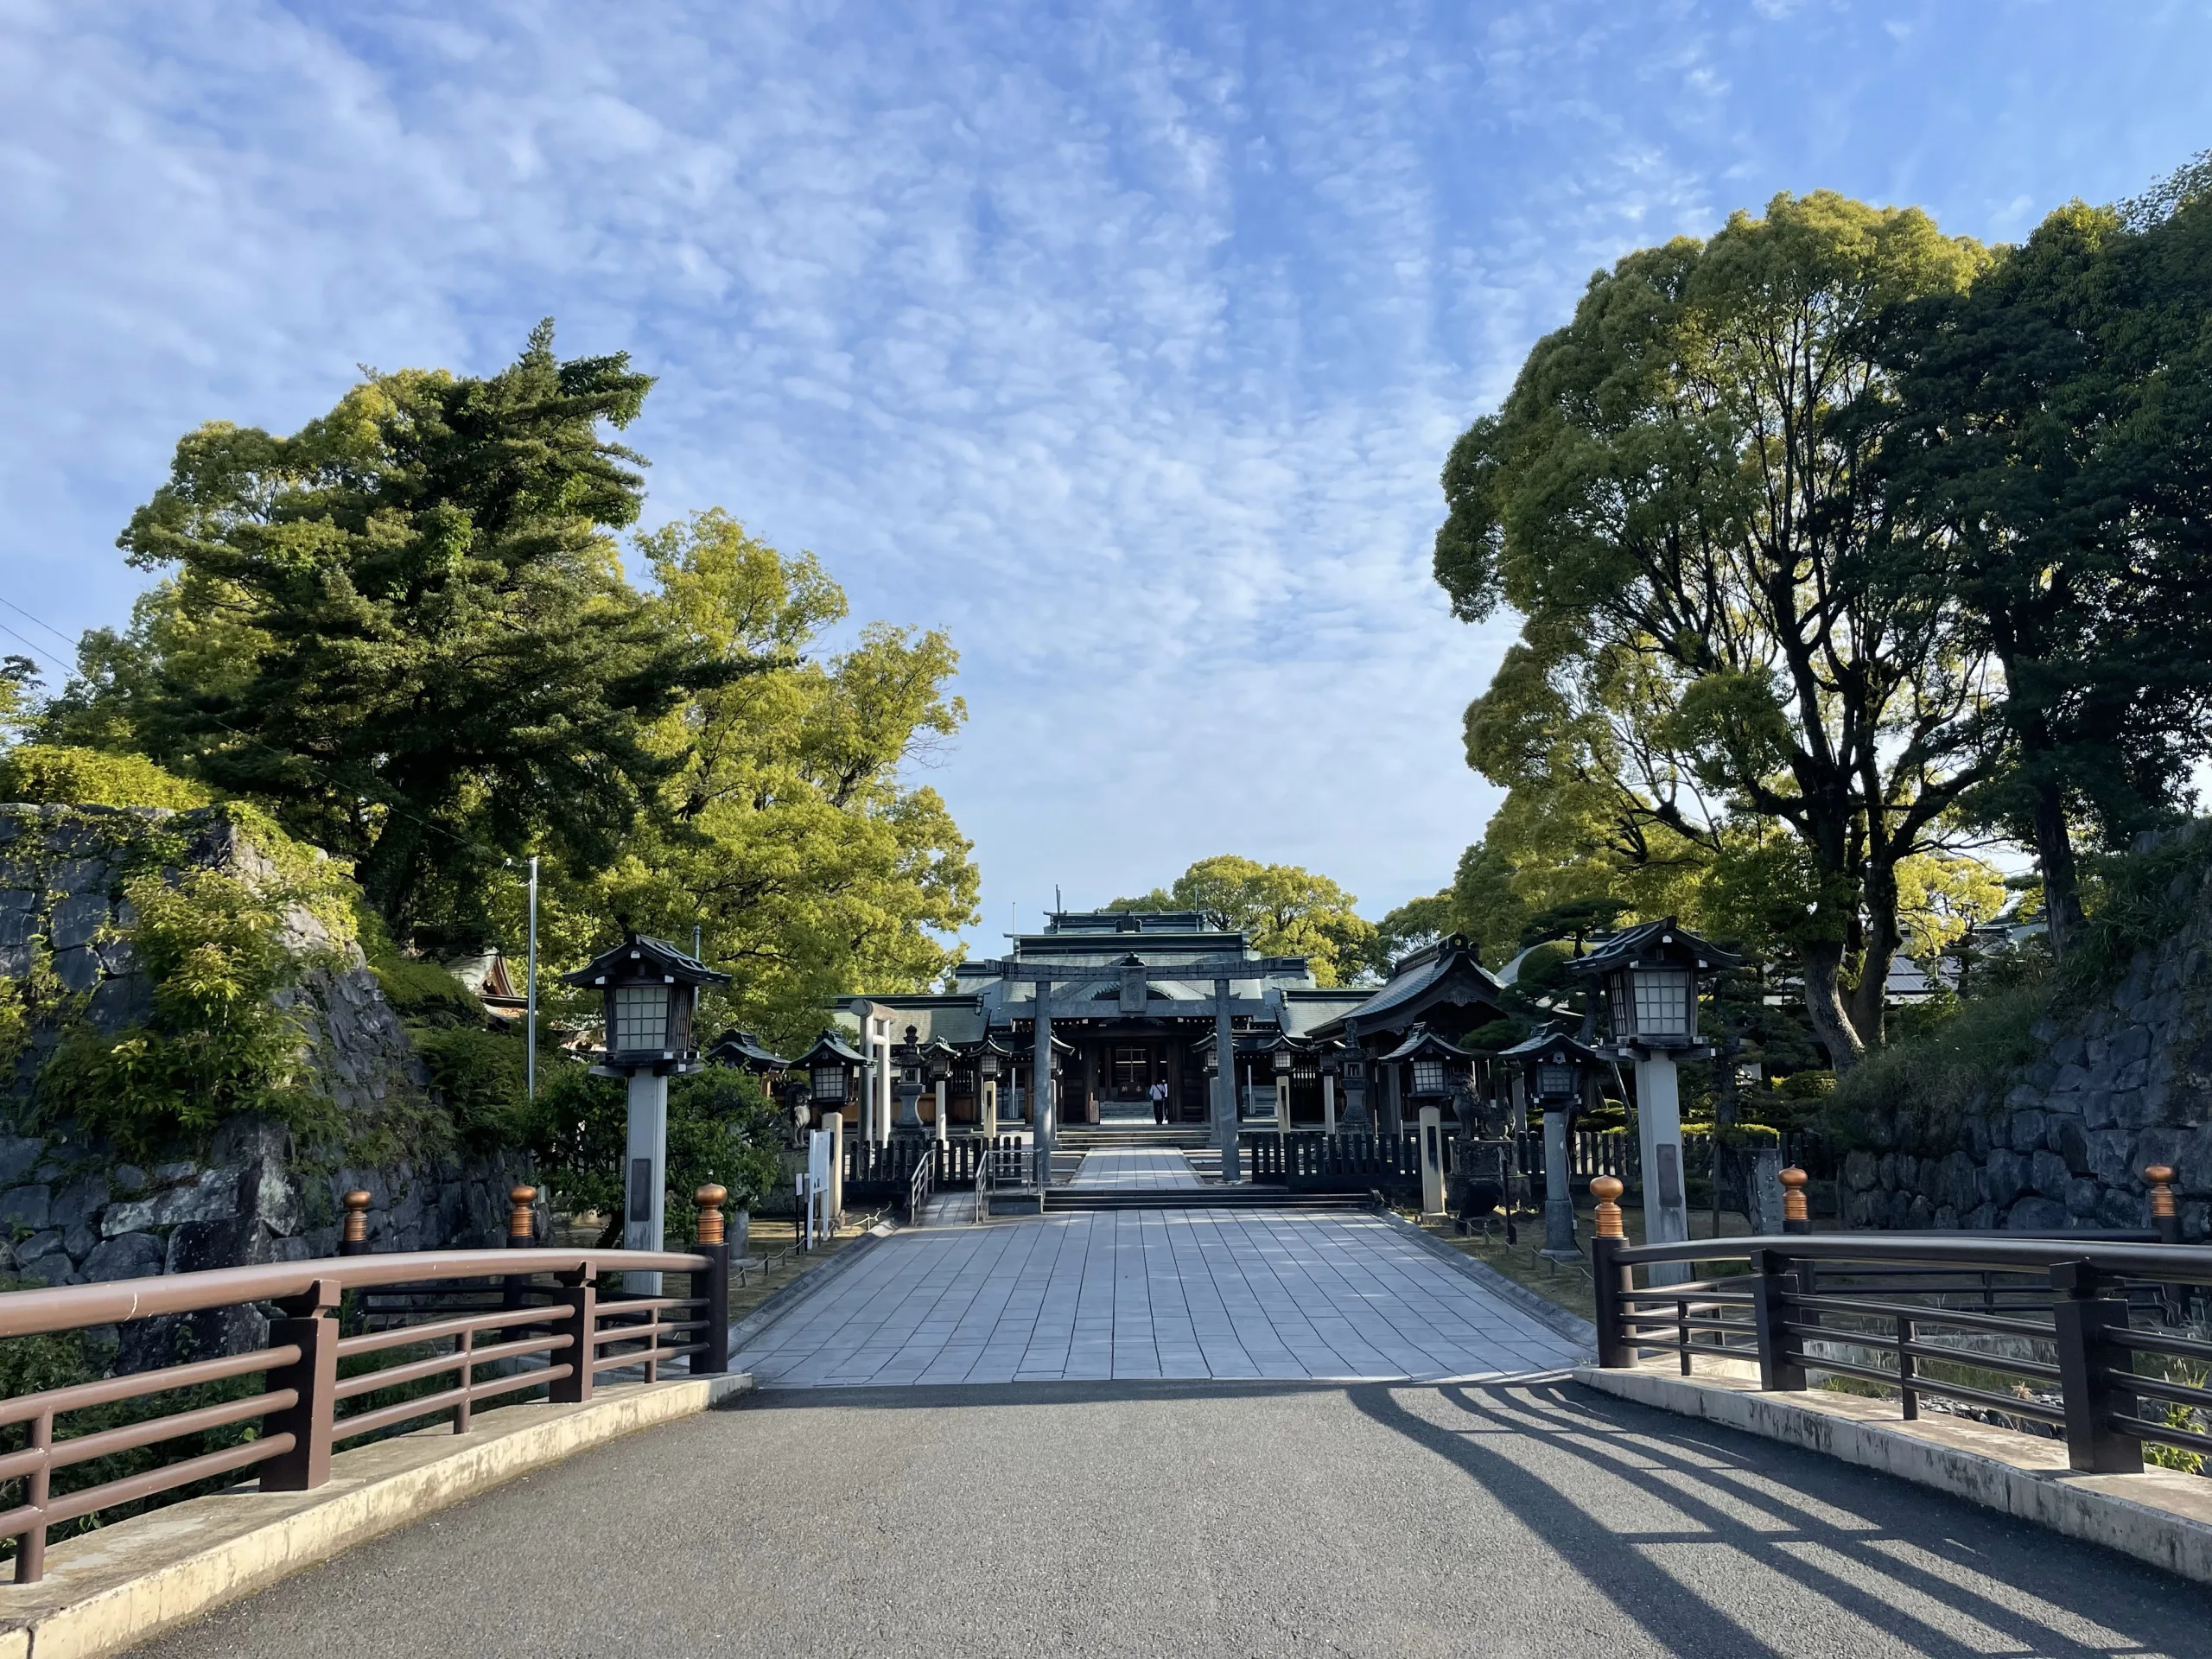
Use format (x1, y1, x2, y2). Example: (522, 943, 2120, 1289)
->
(1435, 193, 1996, 1067)
(52, 322, 728, 940)
(517, 510, 979, 1054)
(1109, 855, 1382, 985)
(1882, 166, 2212, 957)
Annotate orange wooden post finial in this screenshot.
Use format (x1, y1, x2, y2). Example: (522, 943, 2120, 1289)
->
(339, 1190, 372, 1255)
(2146, 1165, 2177, 1218)
(2146, 1165, 2179, 1243)
(1780, 1167, 1809, 1233)
(1591, 1175, 1624, 1239)
(507, 1185, 537, 1243)
(695, 1185, 728, 1246)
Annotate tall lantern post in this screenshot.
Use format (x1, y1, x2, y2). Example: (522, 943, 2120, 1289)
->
(563, 932, 729, 1294)
(1501, 1027, 1607, 1261)
(1567, 918, 1738, 1285)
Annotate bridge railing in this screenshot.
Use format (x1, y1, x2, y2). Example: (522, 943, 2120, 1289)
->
(1588, 1171, 2212, 1475)
(0, 1189, 736, 1585)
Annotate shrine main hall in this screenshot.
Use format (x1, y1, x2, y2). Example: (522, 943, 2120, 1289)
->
(822, 908, 1510, 1133)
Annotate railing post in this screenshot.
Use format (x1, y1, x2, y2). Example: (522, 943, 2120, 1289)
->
(2146, 1165, 2180, 1246)
(261, 1277, 341, 1491)
(1590, 1176, 1635, 1368)
(2051, 1260, 2143, 1474)
(548, 1266, 598, 1405)
(1780, 1167, 1810, 1235)
(692, 1185, 731, 1376)
(504, 1184, 537, 1308)
(16, 1410, 51, 1583)
(336, 1189, 372, 1255)
(1749, 1249, 1805, 1392)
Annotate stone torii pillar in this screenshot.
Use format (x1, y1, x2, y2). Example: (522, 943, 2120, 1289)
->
(1214, 977, 1240, 1184)
(1033, 981, 1054, 1187)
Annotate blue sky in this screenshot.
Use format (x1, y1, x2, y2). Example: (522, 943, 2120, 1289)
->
(3, 1, 2208, 951)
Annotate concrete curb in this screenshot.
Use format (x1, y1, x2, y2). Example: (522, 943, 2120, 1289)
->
(0, 1372, 753, 1659)
(1575, 1361, 2212, 1586)
(1376, 1211, 1599, 1351)
(726, 1221, 896, 1359)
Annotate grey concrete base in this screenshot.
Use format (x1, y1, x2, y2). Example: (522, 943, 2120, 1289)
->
(1577, 1358, 2212, 1585)
(0, 1372, 753, 1659)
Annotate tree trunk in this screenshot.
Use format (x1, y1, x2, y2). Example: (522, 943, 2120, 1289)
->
(1798, 939, 1866, 1072)
(1846, 861, 1902, 1053)
(2030, 775, 2082, 964)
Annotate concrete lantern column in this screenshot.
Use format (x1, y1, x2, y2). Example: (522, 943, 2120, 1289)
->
(1541, 1108, 1577, 1259)
(1418, 1104, 1446, 1217)
(1636, 1052, 1692, 1285)
(1033, 984, 1054, 1186)
(1212, 978, 1239, 1184)
(624, 1070, 669, 1296)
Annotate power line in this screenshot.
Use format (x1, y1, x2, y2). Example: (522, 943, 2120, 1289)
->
(0, 595, 76, 650)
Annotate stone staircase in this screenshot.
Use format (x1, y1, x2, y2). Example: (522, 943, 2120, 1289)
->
(1057, 1123, 1213, 1151)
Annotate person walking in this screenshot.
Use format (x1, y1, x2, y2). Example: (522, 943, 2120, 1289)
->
(1149, 1077, 1168, 1125)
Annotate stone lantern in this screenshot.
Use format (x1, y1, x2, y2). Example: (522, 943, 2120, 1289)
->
(1567, 918, 1739, 1277)
(1501, 1026, 1608, 1259)
(891, 1025, 927, 1138)
(922, 1037, 957, 1142)
(1381, 1024, 1475, 1217)
(561, 932, 729, 1290)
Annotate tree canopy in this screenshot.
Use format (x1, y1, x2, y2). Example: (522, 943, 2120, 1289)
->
(1880, 175, 2212, 956)
(1434, 192, 2000, 1066)
(517, 510, 979, 1052)
(48, 322, 728, 940)
(1110, 855, 1382, 985)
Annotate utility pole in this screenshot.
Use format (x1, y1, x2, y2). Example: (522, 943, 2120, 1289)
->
(524, 855, 539, 1101)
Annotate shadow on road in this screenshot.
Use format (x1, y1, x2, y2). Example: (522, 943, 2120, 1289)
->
(1348, 1380, 2202, 1659)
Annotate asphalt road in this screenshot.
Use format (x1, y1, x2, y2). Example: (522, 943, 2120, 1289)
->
(131, 1380, 2207, 1659)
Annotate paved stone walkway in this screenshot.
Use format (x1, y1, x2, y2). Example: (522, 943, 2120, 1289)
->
(1069, 1147, 1201, 1187)
(732, 1210, 1586, 1386)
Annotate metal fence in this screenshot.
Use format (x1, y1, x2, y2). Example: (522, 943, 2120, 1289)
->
(1590, 1189, 2211, 1474)
(0, 1195, 736, 1584)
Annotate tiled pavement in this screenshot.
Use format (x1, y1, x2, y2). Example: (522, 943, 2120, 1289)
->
(1068, 1147, 1201, 1188)
(732, 1209, 1587, 1387)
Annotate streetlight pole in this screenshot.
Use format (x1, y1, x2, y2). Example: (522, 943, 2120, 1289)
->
(524, 855, 538, 1102)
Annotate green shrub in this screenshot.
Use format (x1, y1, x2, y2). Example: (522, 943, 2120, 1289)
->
(411, 1026, 531, 1153)
(0, 745, 213, 810)
(39, 866, 340, 1155)
(350, 899, 482, 1025)
(524, 1062, 784, 1236)
(1824, 980, 2047, 1154)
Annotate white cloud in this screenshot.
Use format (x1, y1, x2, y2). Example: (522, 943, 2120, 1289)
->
(3, 0, 2209, 948)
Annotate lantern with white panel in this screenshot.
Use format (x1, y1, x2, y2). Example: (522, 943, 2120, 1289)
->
(1500, 1026, 1608, 1260)
(1380, 1024, 1476, 1217)
(562, 932, 730, 1293)
(1566, 918, 1739, 1282)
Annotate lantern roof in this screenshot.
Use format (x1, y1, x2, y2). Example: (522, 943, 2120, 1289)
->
(703, 1029, 791, 1071)
(1561, 917, 1740, 979)
(560, 931, 731, 991)
(1376, 1021, 1478, 1065)
(794, 1029, 868, 1069)
(1497, 1024, 1608, 1070)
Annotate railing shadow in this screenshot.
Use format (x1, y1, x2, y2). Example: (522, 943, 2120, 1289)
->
(1346, 1379, 2195, 1658)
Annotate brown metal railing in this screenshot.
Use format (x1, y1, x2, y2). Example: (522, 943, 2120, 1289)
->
(1590, 1166, 2212, 1475)
(0, 1187, 736, 1585)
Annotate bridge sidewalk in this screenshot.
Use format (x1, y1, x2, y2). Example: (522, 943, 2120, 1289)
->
(1577, 1356, 2212, 1586)
(0, 1371, 752, 1659)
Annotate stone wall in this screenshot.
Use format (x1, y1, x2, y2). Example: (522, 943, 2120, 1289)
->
(1841, 830, 2212, 1241)
(0, 804, 528, 1328)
